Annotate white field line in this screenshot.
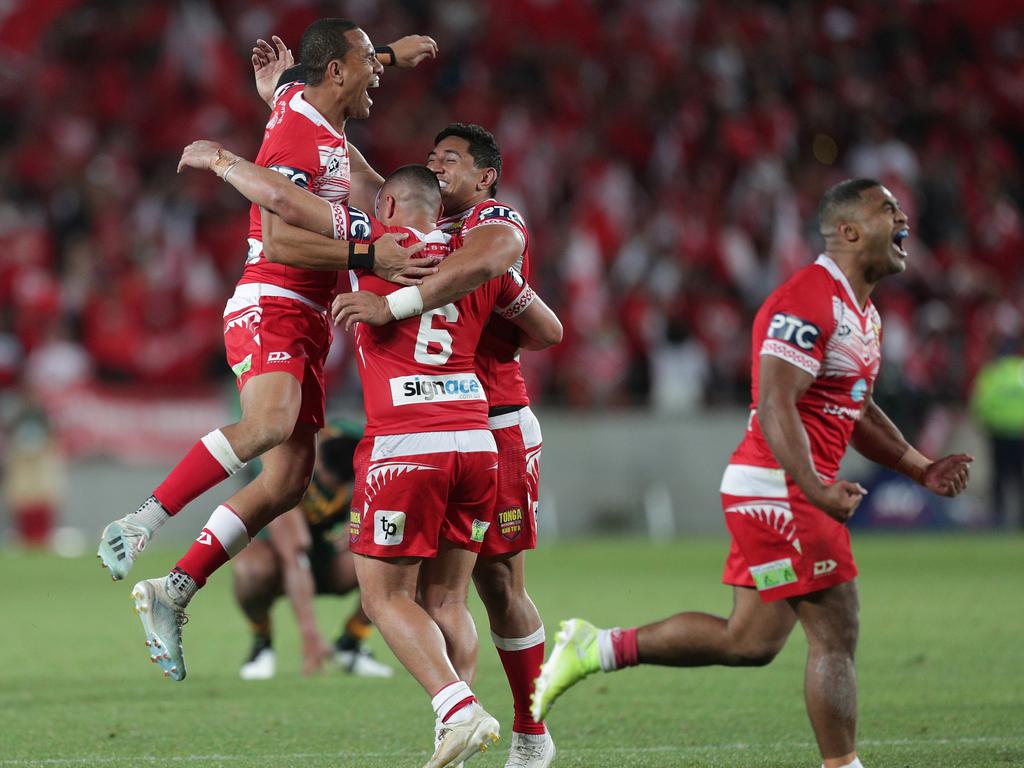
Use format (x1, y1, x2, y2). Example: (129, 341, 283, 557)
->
(1, 735, 1021, 766)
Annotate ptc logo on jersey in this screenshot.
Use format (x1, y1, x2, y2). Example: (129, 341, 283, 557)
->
(478, 204, 525, 229)
(347, 207, 373, 240)
(767, 313, 820, 351)
(498, 506, 524, 541)
(374, 510, 406, 546)
(268, 164, 309, 189)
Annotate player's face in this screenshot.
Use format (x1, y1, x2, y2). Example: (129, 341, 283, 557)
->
(426, 136, 490, 213)
(858, 185, 911, 280)
(340, 29, 383, 120)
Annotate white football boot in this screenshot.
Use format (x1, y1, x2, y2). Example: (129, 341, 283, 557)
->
(424, 703, 500, 768)
(97, 497, 165, 580)
(240, 642, 276, 680)
(131, 578, 188, 681)
(504, 731, 556, 768)
(335, 645, 394, 678)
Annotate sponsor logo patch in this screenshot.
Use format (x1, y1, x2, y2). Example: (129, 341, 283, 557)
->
(471, 519, 491, 543)
(767, 313, 820, 350)
(267, 351, 292, 362)
(373, 510, 406, 546)
(347, 207, 372, 241)
(478, 204, 525, 229)
(390, 373, 486, 405)
(813, 559, 838, 577)
(851, 378, 868, 403)
(231, 354, 253, 379)
(498, 506, 524, 541)
(749, 558, 798, 592)
(349, 509, 361, 542)
(268, 164, 309, 189)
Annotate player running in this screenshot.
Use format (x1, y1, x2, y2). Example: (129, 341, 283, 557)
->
(530, 179, 973, 768)
(99, 19, 436, 683)
(233, 419, 392, 680)
(335, 123, 558, 768)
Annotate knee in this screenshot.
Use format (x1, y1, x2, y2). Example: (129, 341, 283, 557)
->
(732, 637, 787, 667)
(238, 413, 295, 456)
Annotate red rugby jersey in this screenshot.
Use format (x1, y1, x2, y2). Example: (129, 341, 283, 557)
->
(337, 205, 532, 437)
(731, 255, 883, 482)
(239, 82, 352, 308)
(439, 199, 532, 408)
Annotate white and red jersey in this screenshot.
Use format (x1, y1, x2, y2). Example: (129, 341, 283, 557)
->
(440, 199, 532, 408)
(731, 255, 883, 482)
(239, 81, 352, 309)
(341, 205, 534, 437)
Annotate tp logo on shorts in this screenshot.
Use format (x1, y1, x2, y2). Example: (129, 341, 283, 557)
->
(374, 511, 406, 546)
(471, 519, 491, 543)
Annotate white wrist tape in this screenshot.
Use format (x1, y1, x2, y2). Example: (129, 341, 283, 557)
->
(386, 286, 424, 320)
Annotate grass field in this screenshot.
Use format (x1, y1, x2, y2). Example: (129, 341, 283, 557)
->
(1, 535, 1022, 767)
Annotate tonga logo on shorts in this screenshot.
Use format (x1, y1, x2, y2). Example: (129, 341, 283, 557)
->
(349, 509, 361, 543)
(498, 506, 524, 541)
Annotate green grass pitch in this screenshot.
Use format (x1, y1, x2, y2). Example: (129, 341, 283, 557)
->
(1, 535, 1022, 767)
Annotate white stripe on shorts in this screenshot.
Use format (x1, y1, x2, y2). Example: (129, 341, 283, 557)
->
(719, 464, 788, 498)
(370, 430, 497, 461)
(487, 406, 542, 449)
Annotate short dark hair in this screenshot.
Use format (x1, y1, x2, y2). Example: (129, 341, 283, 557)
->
(434, 122, 502, 196)
(384, 164, 442, 208)
(319, 434, 359, 481)
(300, 19, 359, 86)
(818, 178, 882, 231)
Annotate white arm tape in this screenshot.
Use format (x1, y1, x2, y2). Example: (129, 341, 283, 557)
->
(386, 286, 424, 320)
(496, 284, 536, 320)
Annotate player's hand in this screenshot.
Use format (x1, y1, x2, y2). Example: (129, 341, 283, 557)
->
(809, 480, 867, 523)
(253, 35, 294, 107)
(386, 35, 438, 68)
(177, 140, 223, 173)
(922, 453, 973, 497)
(371, 232, 438, 285)
(300, 632, 331, 676)
(333, 291, 394, 330)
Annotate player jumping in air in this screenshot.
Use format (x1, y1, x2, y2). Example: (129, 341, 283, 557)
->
(530, 179, 973, 768)
(97, 20, 436, 682)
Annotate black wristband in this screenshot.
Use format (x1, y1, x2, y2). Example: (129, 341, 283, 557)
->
(348, 241, 376, 270)
(374, 45, 396, 66)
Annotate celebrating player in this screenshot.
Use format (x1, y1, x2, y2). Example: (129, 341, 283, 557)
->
(232, 420, 392, 680)
(335, 123, 557, 768)
(97, 19, 435, 683)
(530, 179, 974, 768)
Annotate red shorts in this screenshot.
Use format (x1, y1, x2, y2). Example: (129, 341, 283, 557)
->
(349, 430, 498, 558)
(480, 406, 542, 557)
(719, 464, 857, 602)
(223, 286, 330, 428)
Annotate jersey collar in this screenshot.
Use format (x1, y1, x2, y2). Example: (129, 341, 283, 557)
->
(815, 254, 868, 316)
(289, 89, 346, 141)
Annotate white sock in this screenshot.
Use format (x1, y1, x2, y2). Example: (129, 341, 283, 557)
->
(204, 505, 250, 557)
(824, 758, 863, 768)
(130, 496, 170, 534)
(596, 628, 618, 672)
(201, 429, 246, 474)
(432, 681, 475, 724)
(491, 625, 545, 651)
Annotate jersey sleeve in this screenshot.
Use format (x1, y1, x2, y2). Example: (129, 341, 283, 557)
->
(758, 276, 836, 378)
(259, 99, 319, 189)
(493, 267, 535, 319)
(329, 204, 382, 243)
(464, 202, 528, 245)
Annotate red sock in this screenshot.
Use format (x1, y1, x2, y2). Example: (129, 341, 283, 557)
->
(175, 505, 250, 587)
(494, 630, 547, 734)
(610, 627, 639, 669)
(154, 430, 245, 514)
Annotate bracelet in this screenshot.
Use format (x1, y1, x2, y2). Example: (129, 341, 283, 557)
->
(347, 241, 375, 270)
(386, 286, 424, 320)
(374, 45, 396, 66)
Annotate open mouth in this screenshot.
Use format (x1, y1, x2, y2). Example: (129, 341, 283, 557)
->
(891, 227, 909, 257)
(365, 77, 379, 106)
(437, 178, 449, 190)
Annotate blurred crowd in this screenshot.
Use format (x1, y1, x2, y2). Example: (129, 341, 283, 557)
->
(1, 0, 1022, 432)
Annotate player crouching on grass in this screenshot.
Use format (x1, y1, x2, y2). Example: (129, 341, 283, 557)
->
(233, 420, 392, 680)
(531, 179, 973, 768)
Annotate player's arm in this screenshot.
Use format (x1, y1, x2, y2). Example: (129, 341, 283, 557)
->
(347, 142, 385, 214)
(500, 285, 563, 351)
(757, 357, 867, 522)
(332, 225, 526, 326)
(266, 508, 330, 676)
(851, 394, 972, 496)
